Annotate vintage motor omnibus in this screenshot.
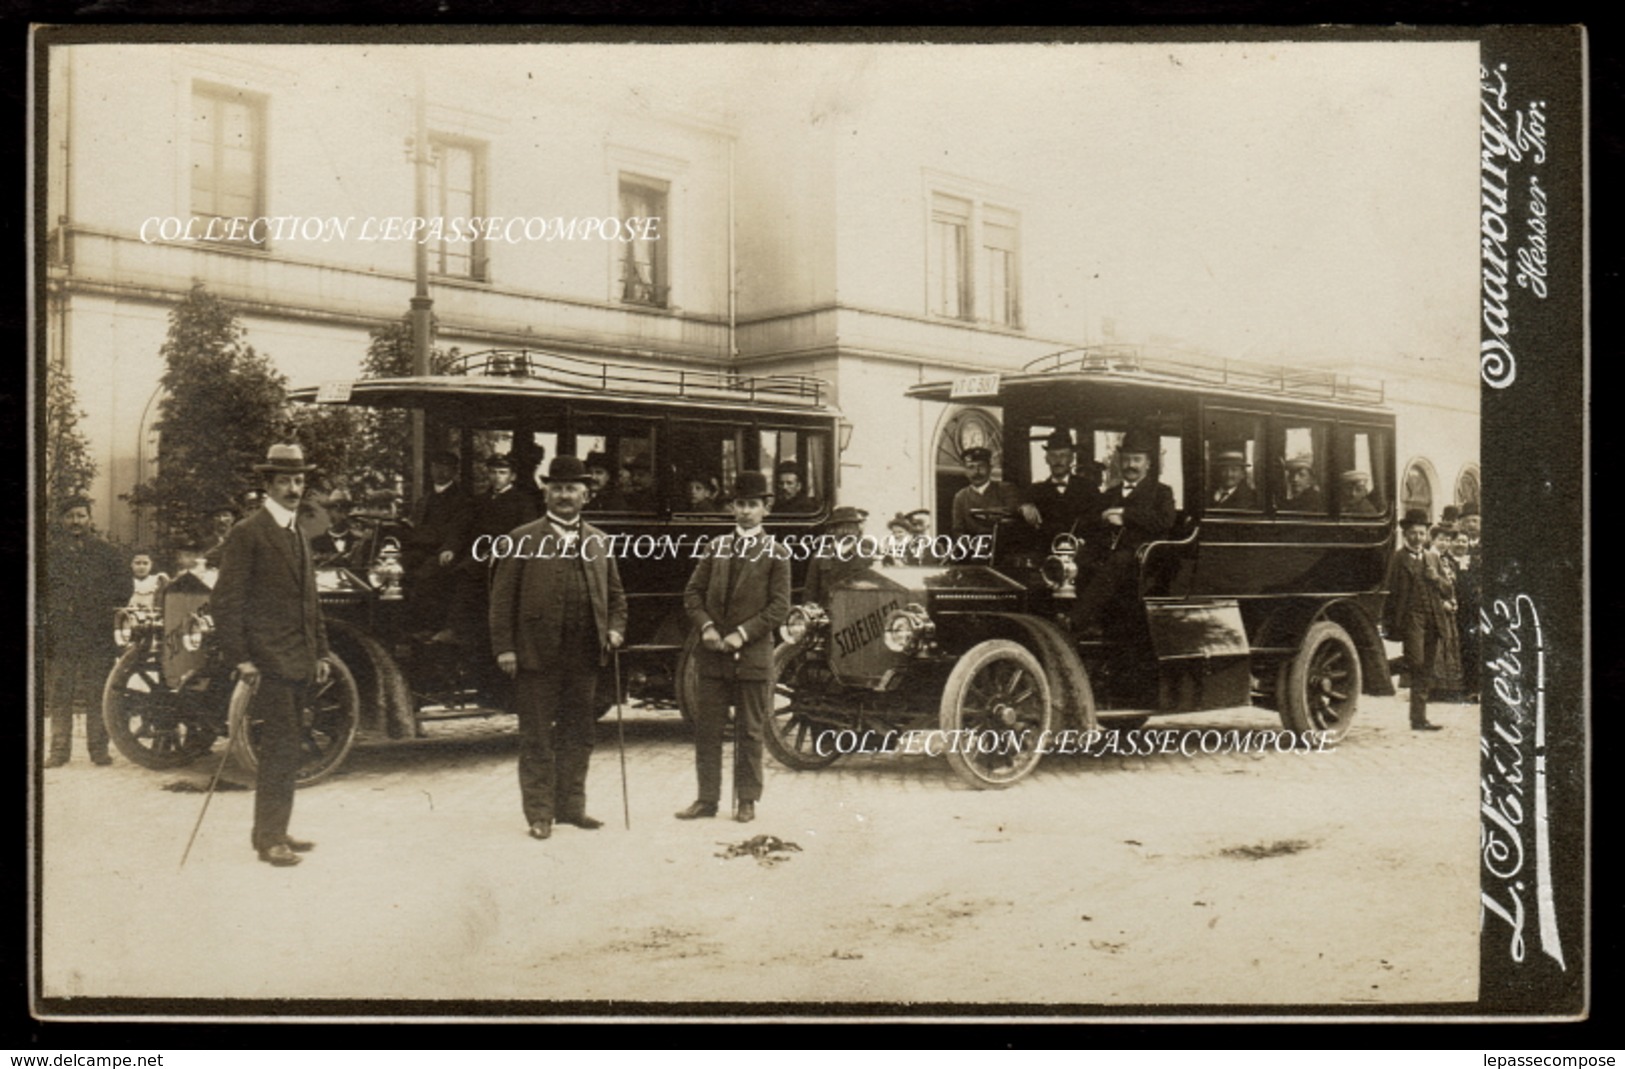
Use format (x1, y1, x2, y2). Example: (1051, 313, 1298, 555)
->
(102, 348, 842, 782)
(768, 346, 1398, 789)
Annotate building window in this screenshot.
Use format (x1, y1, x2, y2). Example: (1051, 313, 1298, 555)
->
(619, 175, 669, 307)
(191, 85, 264, 245)
(1402, 459, 1436, 520)
(928, 193, 1021, 327)
(429, 136, 486, 279)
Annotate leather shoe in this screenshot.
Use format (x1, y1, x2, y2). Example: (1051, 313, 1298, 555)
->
(560, 814, 604, 830)
(736, 801, 756, 824)
(1412, 721, 1443, 731)
(675, 801, 718, 820)
(257, 844, 302, 867)
(92, 755, 113, 766)
(282, 837, 316, 853)
(44, 755, 68, 769)
(529, 820, 553, 840)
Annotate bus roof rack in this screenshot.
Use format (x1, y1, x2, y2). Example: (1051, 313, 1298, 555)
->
(449, 348, 830, 407)
(1020, 345, 1386, 405)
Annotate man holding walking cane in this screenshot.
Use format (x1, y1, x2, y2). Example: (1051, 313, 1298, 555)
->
(490, 456, 627, 841)
(676, 471, 791, 824)
(211, 443, 331, 868)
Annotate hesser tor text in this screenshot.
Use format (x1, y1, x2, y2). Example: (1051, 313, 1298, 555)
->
(469, 532, 995, 563)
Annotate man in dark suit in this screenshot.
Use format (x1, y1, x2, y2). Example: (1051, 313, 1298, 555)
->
(405, 450, 471, 633)
(439, 452, 538, 645)
(490, 456, 627, 840)
(677, 471, 792, 824)
(1208, 447, 1258, 510)
(1018, 428, 1100, 546)
(1382, 508, 1456, 731)
(211, 443, 332, 867)
(1069, 428, 1177, 640)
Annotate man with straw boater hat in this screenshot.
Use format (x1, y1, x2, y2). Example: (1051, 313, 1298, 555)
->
(489, 455, 627, 841)
(677, 470, 791, 824)
(211, 442, 331, 866)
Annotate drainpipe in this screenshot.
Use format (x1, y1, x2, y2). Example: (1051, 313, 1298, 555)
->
(727, 136, 737, 364)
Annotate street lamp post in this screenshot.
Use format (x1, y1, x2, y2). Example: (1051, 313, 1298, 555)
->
(408, 64, 433, 503)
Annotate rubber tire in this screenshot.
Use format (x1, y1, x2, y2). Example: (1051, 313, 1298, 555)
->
(939, 639, 1053, 789)
(764, 641, 844, 771)
(101, 644, 219, 770)
(227, 655, 361, 787)
(1277, 620, 1361, 743)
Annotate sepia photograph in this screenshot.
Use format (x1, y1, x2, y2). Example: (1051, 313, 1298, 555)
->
(29, 29, 1586, 1019)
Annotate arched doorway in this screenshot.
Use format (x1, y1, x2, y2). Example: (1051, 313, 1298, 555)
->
(933, 405, 1004, 529)
(1455, 464, 1481, 513)
(1401, 456, 1438, 521)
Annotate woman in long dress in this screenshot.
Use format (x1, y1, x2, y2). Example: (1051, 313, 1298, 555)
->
(1429, 525, 1465, 700)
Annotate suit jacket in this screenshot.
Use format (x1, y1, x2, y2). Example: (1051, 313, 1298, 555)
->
(465, 486, 539, 550)
(43, 529, 126, 655)
(952, 480, 1022, 537)
(1209, 482, 1258, 510)
(213, 507, 330, 682)
(684, 531, 792, 681)
(1381, 547, 1455, 635)
(488, 520, 628, 673)
(1096, 478, 1177, 553)
(408, 481, 473, 560)
(1025, 476, 1101, 542)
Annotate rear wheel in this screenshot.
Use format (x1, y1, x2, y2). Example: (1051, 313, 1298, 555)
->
(939, 639, 1053, 788)
(228, 655, 361, 787)
(101, 645, 219, 769)
(765, 642, 844, 770)
(1277, 620, 1360, 743)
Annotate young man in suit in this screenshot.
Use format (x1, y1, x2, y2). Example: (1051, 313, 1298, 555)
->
(489, 456, 627, 840)
(1382, 508, 1456, 731)
(211, 443, 332, 867)
(1068, 427, 1177, 640)
(677, 470, 792, 824)
(1018, 428, 1101, 546)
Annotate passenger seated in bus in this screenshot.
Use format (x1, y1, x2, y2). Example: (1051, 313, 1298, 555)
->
(684, 471, 723, 512)
(435, 453, 538, 645)
(1208, 447, 1257, 510)
(1281, 453, 1325, 512)
(1018, 428, 1101, 546)
(951, 446, 1021, 537)
(584, 451, 627, 512)
(1338, 470, 1381, 516)
(774, 461, 819, 514)
(619, 452, 656, 512)
(1068, 428, 1176, 641)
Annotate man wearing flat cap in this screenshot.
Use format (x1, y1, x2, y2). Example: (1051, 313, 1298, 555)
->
(1281, 452, 1325, 513)
(1019, 428, 1101, 546)
(1209, 447, 1257, 510)
(1338, 470, 1381, 516)
(490, 456, 627, 840)
(1382, 508, 1456, 731)
(804, 505, 873, 604)
(211, 443, 332, 865)
(43, 494, 125, 767)
(951, 445, 1021, 538)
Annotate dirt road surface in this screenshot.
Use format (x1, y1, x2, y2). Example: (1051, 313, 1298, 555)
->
(37, 694, 1478, 1010)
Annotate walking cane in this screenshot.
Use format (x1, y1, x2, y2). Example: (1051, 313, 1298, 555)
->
(181, 673, 257, 869)
(730, 651, 741, 819)
(611, 645, 630, 830)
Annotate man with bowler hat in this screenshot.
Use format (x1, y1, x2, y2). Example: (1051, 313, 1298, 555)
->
(1382, 508, 1456, 731)
(1019, 428, 1101, 545)
(211, 443, 331, 865)
(677, 470, 791, 823)
(1068, 427, 1176, 640)
(490, 456, 627, 840)
(437, 452, 537, 645)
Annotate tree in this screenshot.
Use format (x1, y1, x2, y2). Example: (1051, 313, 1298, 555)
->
(43, 359, 98, 519)
(349, 316, 459, 500)
(126, 284, 289, 549)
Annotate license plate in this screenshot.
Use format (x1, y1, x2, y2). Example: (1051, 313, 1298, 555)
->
(950, 373, 1000, 398)
(316, 379, 354, 403)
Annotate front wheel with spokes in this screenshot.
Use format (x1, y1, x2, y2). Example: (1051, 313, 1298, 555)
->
(939, 639, 1053, 789)
(1277, 620, 1361, 743)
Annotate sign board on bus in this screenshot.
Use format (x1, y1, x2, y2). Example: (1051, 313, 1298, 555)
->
(950, 373, 1001, 399)
(316, 380, 354, 404)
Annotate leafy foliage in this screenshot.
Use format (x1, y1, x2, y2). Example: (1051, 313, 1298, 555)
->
(43, 359, 98, 518)
(125, 284, 289, 548)
(349, 316, 459, 500)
